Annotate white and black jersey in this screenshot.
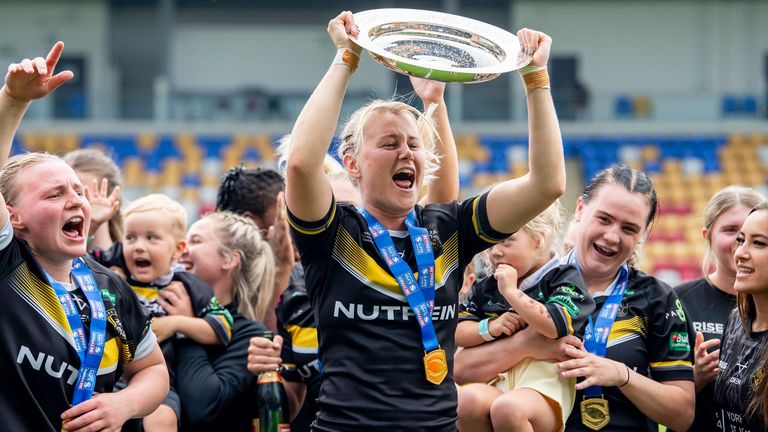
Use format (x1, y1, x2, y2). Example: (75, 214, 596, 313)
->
(713, 310, 768, 432)
(288, 192, 509, 432)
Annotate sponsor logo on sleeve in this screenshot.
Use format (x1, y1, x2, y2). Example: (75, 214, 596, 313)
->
(669, 332, 690, 352)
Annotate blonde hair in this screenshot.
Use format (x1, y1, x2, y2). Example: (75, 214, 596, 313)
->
(124, 194, 187, 240)
(485, 200, 563, 272)
(0, 152, 62, 206)
(337, 100, 440, 187)
(204, 211, 275, 322)
(64, 148, 124, 241)
(521, 200, 563, 257)
(701, 186, 765, 275)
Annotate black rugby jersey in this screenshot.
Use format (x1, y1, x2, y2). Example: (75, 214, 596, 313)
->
(564, 268, 695, 431)
(176, 302, 267, 432)
(674, 277, 736, 431)
(713, 310, 768, 432)
(459, 259, 594, 339)
(0, 235, 154, 431)
(287, 192, 509, 432)
(277, 264, 321, 432)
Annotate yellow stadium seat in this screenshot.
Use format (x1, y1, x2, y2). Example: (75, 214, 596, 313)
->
(137, 133, 157, 152)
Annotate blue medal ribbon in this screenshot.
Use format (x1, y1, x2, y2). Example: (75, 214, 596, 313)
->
(359, 208, 439, 353)
(44, 257, 107, 405)
(566, 250, 629, 398)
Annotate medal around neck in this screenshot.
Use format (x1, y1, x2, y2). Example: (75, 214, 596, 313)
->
(580, 397, 610, 430)
(352, 8, 531, 83)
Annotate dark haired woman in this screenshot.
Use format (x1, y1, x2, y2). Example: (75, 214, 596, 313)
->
(711, 202, 768, 431)
(456, 164, 695, 431)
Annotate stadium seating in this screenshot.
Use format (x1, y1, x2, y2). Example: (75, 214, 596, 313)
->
(13, 131, 768, 284)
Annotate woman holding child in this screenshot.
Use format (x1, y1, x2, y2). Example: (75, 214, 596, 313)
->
(173, 210, 302, 431)
(455, 165, 696, 431)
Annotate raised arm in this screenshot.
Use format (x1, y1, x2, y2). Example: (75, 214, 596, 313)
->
(412, 77, 459, 205)
(495, 264, 558, 338)
(285, 11, 360, 221)
(485, 29, 565, 233)
(0, 42, 73, 226)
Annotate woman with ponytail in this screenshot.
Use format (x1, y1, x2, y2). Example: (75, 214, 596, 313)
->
(173, 211, 303, 431)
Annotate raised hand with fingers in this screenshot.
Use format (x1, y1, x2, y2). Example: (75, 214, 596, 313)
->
(693, 331, 720, 392)
(410, 76, 446, 106)
(494, 263, 520, 303)
(327, 10, 361, 54)
(266, 192, 295, 271)
(86, 178, 121, 235)
(3, 41, 74, 102)
(247, 335, 284, 375)
(516, 28, 552, 68)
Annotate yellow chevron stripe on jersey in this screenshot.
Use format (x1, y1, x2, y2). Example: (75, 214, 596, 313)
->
(286, 325, 319, 354)
(214, 315, 232, 338)
(608, 316, 648, 341)
(130, 286, 159, 302)
(333, 227, 459, 298)
(10, 264, 75, 348)
(287, 205, 338, 235)
(562, 305, 574, 335)
(97, 338, 119, 375)
(471, 196, 497, 243)
(649, 360, 693, 369)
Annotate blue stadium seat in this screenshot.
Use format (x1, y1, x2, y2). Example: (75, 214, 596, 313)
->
(182, 173, 201, 187)
(197, 135, 231, 158)
(722, 95, 740, 116)
(615, 96, 634, 118)
(155, 136, 181, 159)
(744, 96, 758, 115)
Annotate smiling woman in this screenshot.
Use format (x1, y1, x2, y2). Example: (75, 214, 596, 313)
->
(282, 10, 565, 432)
(0, 42, 168, 431)
(455, 164, 696, 432)
(712, 203, 768, 431)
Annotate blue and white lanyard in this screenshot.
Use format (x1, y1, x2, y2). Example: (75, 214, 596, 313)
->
(567, 250, 629, 397)
(44, 258, 107, 405)
(360, 209, 439, 353)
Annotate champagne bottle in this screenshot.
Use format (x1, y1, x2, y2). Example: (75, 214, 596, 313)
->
(254, 331, 290, 432)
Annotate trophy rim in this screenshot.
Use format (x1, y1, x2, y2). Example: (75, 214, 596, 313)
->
(352, 8, 531, 82)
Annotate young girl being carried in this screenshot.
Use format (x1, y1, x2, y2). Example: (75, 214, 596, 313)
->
(456, 201, 595, 432)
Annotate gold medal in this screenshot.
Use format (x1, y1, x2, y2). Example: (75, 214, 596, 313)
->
(580, 396, 610, 430)
(423, 348, 448, 385)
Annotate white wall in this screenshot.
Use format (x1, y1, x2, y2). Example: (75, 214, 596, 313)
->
(171, 24, 391, 95)
(0, 0, 116, 119)
(512, 0, 767, 119)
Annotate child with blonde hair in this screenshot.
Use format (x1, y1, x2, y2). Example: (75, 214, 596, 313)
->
(92, 193, 232, 431)
(456, 201, 595, 432)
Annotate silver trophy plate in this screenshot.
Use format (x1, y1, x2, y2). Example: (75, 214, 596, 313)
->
(352, 8, 531, 83)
